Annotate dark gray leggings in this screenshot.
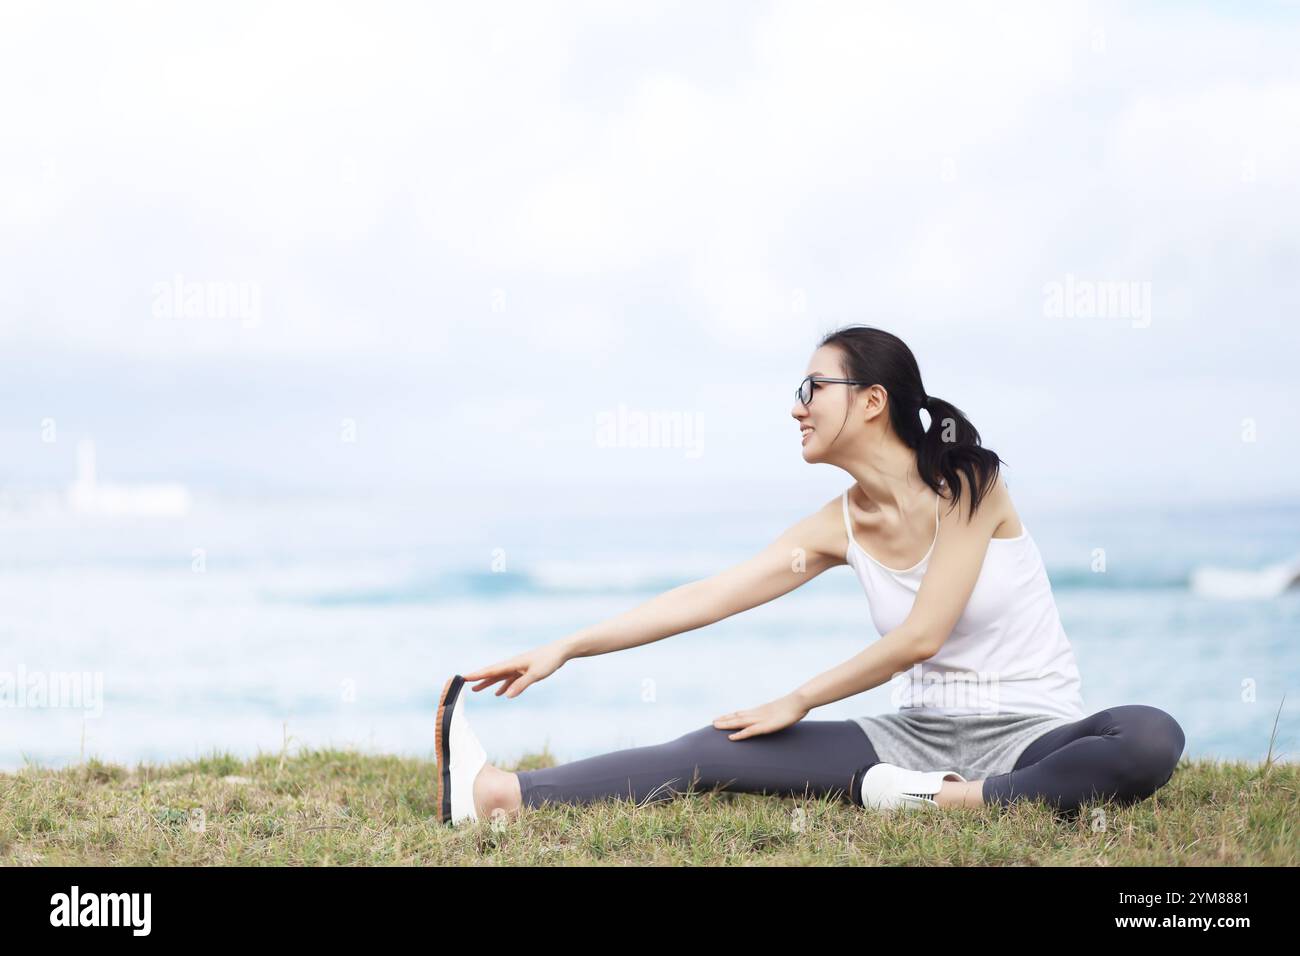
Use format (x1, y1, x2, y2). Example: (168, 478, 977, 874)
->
(515, 704, 1185, 816)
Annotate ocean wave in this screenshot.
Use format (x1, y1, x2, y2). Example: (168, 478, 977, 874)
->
(275, 558, 1262, 606)
(1044, 568, 1192, 591)
(1189, 557, 1300, 600)
(285, 557, 727, 605)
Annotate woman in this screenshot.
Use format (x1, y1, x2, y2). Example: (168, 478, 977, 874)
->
(435, 326, 1186, 826)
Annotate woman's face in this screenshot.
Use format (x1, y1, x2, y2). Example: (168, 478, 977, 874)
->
(792, 345, 856, 463)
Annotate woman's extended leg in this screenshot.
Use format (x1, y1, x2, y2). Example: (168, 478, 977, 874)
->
(489, 719, 881, 817)
(974, 704, 1186, 815)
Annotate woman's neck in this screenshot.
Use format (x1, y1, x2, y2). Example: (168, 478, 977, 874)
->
(844, 438, 930, 516)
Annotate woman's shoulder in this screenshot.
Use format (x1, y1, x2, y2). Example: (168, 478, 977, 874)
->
(787, 489, 858, 567)
(938, 470, 1016, 530)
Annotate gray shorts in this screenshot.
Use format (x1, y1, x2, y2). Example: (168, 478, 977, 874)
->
(851, 710, 1077, 781)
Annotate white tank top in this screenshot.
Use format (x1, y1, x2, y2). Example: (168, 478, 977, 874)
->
(842, 485, 1085, 720)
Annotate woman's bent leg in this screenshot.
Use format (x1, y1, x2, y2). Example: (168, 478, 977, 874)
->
(516, 719, 880, 811)
(981, 704, 1186, 815)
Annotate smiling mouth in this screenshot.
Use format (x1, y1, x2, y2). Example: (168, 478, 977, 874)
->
(801, 428, 814, 441)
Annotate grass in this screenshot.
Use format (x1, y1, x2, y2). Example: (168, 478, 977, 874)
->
(2, 743, 1297, 865)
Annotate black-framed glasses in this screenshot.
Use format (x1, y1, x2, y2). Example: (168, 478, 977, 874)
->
(797, 374, 870, 407)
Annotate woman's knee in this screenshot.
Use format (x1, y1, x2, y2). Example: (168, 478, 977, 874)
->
(671, 724, 733, 746)
(1109, 704, 1186, 789)
(645, 725, 743, 792)
(658, 725, 736, 765)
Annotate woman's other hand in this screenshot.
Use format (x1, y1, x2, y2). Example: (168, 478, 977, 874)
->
(712, 693, 810, 740)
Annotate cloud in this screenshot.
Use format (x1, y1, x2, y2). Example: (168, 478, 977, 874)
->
(0, 0, 1296, 501)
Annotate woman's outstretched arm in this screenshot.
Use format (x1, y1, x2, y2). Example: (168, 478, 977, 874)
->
(464, 494, 848, 697)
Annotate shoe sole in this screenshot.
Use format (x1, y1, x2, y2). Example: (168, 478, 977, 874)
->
(435, 673, 466, 825)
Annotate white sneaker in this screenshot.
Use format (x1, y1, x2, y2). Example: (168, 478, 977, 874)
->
(859, 762, 966, 811)
(435, 674, 488, 826)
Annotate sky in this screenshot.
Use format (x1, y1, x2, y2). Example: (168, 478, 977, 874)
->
(1, 0, 1297, 516)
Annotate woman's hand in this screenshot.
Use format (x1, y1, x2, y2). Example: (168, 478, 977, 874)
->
(462, 641, 570, 698)
(712, 693, 810, 740)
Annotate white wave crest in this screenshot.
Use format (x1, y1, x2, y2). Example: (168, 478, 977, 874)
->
(1189, 557, 1300, 600)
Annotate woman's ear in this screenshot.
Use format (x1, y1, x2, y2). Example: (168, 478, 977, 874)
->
(862, 384, 888, 421)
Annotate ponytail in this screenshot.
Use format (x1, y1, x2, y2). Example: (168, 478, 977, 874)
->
(917, 393, 1003, 518)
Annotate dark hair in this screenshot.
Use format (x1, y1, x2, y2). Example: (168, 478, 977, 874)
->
(817, 325, 1005, 520)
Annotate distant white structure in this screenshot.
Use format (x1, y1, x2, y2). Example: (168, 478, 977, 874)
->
(1190, 557, 1300, 600)
(66, 439, 191, 517)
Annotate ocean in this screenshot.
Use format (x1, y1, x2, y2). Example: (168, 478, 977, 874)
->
(1, 490, 1297, 773)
